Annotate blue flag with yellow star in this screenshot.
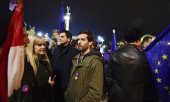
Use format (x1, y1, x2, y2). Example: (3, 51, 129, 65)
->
(145, 25, 170, 102)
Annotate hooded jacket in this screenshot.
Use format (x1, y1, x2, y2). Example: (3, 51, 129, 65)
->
(65, 51, 103, 102)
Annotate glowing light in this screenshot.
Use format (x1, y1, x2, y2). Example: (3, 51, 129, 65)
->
(168, 42, 170, 45)
(45, 33, 48, 37)
(37, 32, 42, 36)
(44, 33, 49, 39)
(112, 29, 115, 34)
(64, 15, 70, 20)
(98, 36, 104, 42)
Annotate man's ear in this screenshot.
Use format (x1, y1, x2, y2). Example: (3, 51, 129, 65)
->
(68, 38, 71, 42)
(89, 41, 93, 46)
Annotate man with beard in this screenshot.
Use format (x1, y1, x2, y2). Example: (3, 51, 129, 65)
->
(65, 30, 104, 102)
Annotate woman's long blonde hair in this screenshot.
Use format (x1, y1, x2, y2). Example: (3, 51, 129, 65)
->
(25, 36, 50, 75)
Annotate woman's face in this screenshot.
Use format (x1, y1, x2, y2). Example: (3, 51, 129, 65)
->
(34, 41, 46, 56)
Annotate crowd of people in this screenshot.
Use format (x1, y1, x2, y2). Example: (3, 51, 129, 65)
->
(6, 26, 160, 102)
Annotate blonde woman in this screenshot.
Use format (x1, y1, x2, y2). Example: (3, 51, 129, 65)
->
(21, 36, 55, 102)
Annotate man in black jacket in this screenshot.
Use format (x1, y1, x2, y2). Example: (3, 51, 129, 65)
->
(106, 28, 158, 102)
(52, 30, 79, 102)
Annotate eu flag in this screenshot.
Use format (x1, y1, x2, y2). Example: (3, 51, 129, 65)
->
(145, 25, 170, 102)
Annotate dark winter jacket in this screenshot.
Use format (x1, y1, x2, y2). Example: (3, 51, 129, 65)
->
(106, 44, 158, 102)
(52, 45, 79, 102)
(21, 58, 53, 102)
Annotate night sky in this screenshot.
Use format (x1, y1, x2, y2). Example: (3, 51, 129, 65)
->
(24, 0, 170, 41)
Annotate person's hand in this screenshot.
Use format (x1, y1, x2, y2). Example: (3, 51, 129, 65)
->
(48, 75, 56, 87)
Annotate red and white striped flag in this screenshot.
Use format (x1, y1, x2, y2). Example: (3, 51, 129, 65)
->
(7, 2, 24, 97)
(0, 3, 24, 102)
(0, 3, 24, 101)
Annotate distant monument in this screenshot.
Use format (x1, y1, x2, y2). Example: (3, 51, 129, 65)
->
(52, 29, 59, 38)
(64, 6, 71, 30)
(27, 26, 36, 37)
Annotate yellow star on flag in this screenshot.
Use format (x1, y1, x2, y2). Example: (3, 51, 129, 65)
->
(158, 61, 161, 65)
(155, 68, 159, 74)
(162, 54, 168, 60)
(157, 77, 162, 83)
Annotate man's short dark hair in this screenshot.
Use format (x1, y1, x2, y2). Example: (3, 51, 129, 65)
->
(78, 30, 94, 42)
(60, 30, 72, 40)
(124, 27, 143, 43)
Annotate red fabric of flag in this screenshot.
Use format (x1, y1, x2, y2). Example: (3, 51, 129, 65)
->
(0, 3, 23, 102)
